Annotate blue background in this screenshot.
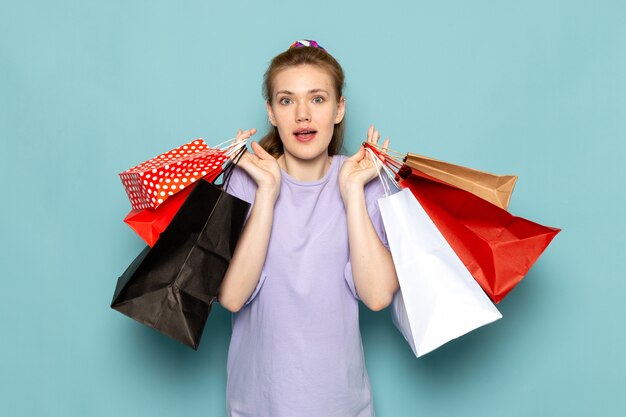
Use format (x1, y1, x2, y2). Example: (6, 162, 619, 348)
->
(1, 1, 624, 416)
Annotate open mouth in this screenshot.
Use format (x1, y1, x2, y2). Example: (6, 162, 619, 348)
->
(294, 129, 317, 142)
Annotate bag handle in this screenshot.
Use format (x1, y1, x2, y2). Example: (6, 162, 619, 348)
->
(363, 142, 409, 178)
(220, 144, 246, 190)
(366, 147, 391, 197)
(364, 144, 400, 196)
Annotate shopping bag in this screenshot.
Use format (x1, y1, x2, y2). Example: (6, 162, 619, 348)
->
(111, 172, 250, 350)
(400, 167, 560, 303)
(119, 139, 229, 210)
(123, 186, 193, 247)
(380, 188, 502, 357)
(123, 169, 222, 247)
(404, 152, 517, 209)
(364, 143, 560, 304)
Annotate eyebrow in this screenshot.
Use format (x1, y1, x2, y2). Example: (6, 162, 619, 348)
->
(275, 88, 330, 97)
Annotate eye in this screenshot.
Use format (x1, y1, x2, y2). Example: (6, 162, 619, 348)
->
(279, 97, 292, 105)
(312, 96, 325, 104)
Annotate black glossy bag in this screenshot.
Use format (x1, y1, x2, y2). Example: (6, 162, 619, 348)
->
(111, 163, 250, 350)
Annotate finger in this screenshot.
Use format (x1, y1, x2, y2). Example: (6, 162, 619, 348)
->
(372, 128, 381, 145)
(366, 125, 374, 143)
(367, 125, 380, 145)
(239, 128, 256, 141)
(377, 138, 390, 162)
(232, 129, 243, 145)
(250, 141, 274, 160)
(236, 128, 254, 141)
(347, 145, 366, 162)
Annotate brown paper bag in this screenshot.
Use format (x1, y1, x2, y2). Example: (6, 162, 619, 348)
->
(404, 153, 518, 209)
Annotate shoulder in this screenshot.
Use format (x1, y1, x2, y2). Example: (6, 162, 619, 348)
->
(224, 165, 257, 204)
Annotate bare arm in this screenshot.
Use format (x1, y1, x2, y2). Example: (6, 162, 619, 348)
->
(218, 129, 281, 312)
(339, 126, 399, 311)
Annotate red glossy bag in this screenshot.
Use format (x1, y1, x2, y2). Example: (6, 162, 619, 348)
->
(124, 170, 221, 246)
(399, 167, 560, 303)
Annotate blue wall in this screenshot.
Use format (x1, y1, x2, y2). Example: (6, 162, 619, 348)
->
(1, 1, 624, 416)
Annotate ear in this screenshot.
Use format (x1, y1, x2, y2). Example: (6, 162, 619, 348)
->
(334, 96, 346, 124)
(266, 101, 277, 127)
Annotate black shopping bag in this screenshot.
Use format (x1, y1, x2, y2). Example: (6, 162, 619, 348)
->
(111, 174, 250, 350)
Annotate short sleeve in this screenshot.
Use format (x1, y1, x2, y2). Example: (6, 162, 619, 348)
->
(363, 177, 390, 250)
(343, 176, 391, 299)
(344, 262, 359, 300)
(224, 165, 256, 218)
(244, 270, 268, 306)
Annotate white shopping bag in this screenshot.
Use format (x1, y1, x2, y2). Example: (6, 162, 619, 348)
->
(379, 188, 502, 357)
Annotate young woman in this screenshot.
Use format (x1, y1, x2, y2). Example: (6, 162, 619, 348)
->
(218, 40, 399, 417)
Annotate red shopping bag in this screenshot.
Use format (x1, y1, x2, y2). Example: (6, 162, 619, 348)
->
(124, 169, 222, 246)
(399, 167, 560, 303)
(363, 142, 560, 303)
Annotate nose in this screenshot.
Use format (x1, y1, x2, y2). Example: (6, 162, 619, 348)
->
(296, 101, 311, 123)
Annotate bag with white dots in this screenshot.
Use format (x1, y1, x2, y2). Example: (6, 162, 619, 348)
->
(119, 138, 245, 210)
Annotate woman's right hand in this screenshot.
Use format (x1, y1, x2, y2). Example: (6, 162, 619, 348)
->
(232, 128, 281, 200)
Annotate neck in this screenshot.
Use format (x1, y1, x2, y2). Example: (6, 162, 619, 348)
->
(278, 153, 333, 182)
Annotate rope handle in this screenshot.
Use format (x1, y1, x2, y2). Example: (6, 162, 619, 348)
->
(363, 143, 403, 175)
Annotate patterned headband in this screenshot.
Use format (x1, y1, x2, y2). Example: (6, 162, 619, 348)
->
(289, 39, 326, 50)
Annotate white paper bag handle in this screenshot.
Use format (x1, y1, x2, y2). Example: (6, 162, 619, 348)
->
(224, 139, 248, 157)
(365, 147, 400, 197)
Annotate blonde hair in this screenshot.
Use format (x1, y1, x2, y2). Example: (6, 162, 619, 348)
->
(259, 46, 346, 158)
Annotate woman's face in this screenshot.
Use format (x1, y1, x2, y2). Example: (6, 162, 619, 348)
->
(266, 64, 345, 163)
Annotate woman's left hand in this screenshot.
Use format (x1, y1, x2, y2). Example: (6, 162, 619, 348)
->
(339, 125, 389, 200)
